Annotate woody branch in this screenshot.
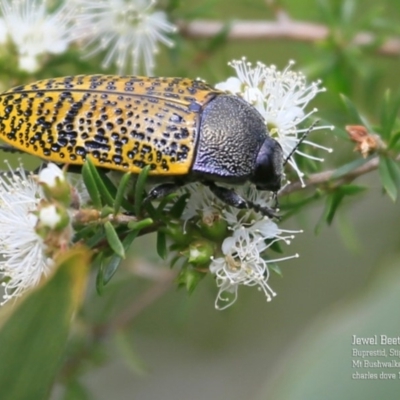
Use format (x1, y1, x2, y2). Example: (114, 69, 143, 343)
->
(280, 154, 400, 196)
(179, 19, 400, 57)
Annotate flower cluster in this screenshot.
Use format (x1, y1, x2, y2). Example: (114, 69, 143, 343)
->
(210, 226, 299, 310)
(0, 0, 176, 74)
(182, 183, 300, 309)
(0, 0, 74, 72)
(216, 58, 334, 185)
(0, 162, 73, 304)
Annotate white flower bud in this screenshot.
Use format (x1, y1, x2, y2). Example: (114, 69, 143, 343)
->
(39, 204, 62, 229)
(38, 163, 65, 188)
(38, 164, 71, 205)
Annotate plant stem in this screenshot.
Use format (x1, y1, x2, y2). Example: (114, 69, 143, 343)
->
(179, 19, 400, 57)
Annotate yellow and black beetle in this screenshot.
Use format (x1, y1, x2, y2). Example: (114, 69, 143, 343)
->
(0, 75, 283, 217)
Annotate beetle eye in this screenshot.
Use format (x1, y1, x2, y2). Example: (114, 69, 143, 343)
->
(251, 137, 283, 192)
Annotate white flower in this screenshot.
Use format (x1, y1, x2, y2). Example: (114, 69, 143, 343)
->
(1, 0, 75, 72)
(209, 226, 299, 310)
(178, 182, 300, 309)
(72, 0, 176, 75)
(181, 181, 278, 231)
(216, 58, 334, 185)
(221, 183, 274, 229)
(37, 163, 73, 205)
(180, 183, 224, 226)
(0, 163, 53, 304)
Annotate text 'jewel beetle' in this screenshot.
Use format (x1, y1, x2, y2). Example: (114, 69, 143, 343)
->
(0, 75, 283, 217)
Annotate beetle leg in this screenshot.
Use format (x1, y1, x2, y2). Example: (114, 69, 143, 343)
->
(205, 182, 247, 208)
(272, 191, 279, 209)
(146, 182, 183, 202)
(205, 182, 280, 220)
(249, 202, 281, 221)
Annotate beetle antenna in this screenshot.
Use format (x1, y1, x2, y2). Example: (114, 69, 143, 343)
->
(283, 120, 320, 166)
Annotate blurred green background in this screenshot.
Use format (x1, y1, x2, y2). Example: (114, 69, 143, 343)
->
(1, 0, 400, 399)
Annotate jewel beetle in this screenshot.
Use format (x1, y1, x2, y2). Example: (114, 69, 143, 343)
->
(0, 75, 283, 217)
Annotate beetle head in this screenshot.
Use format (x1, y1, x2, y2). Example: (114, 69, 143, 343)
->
(251, 136, 283, 192)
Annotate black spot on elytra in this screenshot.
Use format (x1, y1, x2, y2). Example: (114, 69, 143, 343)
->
(75, 146, 86, 157)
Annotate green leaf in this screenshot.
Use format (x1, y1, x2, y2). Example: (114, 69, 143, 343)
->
(95, 252, 106, 295)
(134, 165, 151, 217)
(98, 170, 119, 194)
(326, 185, 366, 225)
(127, 217, 154, 232)
(388, 130, 400, 150)
(386, 158, 400, 186)
(114, 332, 148, 376)
(101, 254, 123, 287)
(379, 157, 398, 202)
(113, 172, 132, 215)
(97, 171, 136, 213)
(82, 160, 102, 208)
(326, 192, 345, 225)
(122, 229, 140, 248)
(87, 161, 115, 207)
(340, 94, 363, 123)
(380, 90, 400, 141)
(330, 156, 374, 180)
(102, 229, 142, 285)
(73, 225, 96, 241)
(266, 240, 283, 254)
(268, 262, 283, 277)
(280, 192, 321, 221)
(177, 266, 204, 294)
(0, 247, 90, 400)
(156, 231, 167, 259)
(142, 199, 158, 221)
(169, 193, 190, 219)
(339, 184, 367, 196)
(156, 193, 178, 215)
(170, 254, 182, 269)
(100, 206, 114, 218)
(85, 228, 105, 249)
(104, 221, 125, 258)
(340, 94, 373, 132)
(380, 90, 391, 140)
